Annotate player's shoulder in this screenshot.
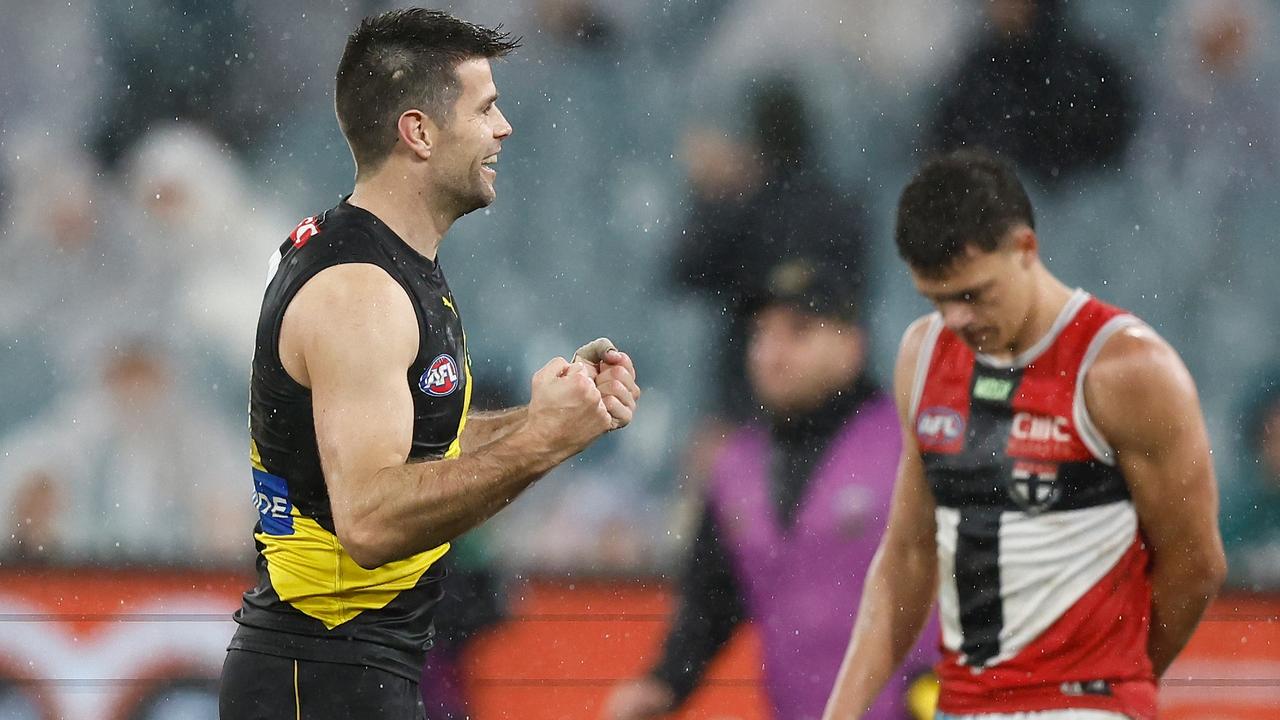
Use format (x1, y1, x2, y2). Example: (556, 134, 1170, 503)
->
(896, 313, 941, 367)
(891, 313, 941, 406)
(1085, 322, 1197, 420)
(286, 262, 418, 363)
(298, 262, 404, 304)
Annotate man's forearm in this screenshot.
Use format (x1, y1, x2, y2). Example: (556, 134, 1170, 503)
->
(1148, 560, 1223, 677)
(459, 406, 528, 454)
(343, 422, 568, 567)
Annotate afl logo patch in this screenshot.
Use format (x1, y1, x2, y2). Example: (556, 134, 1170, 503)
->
(420, 354, 461, 397)
(917, 407, 965, 442)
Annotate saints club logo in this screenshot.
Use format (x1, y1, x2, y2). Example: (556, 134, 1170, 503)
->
(1008, 460, 1061, 515)
(419, 354, 460, 397)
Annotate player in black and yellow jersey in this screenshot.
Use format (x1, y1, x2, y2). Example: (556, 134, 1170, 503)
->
(220, 9, 641, 719)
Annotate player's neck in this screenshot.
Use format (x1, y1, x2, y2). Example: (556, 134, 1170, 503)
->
(1009, 269, 1076, 358)
(348, 174, 454, 261)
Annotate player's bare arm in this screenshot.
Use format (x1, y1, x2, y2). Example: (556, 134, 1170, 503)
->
(281, 263, 613, 569)
(823, 316, 939, 720)
(1084, 325, 1227, 677)
(459, 406, 529, 454)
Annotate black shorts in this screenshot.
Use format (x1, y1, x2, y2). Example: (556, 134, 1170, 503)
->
(220, 649, 426, 720)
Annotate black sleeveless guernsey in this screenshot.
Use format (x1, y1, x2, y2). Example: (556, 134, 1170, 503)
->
(229, 200, 471, 680)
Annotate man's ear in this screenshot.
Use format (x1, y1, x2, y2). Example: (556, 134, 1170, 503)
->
(397, 109, 434, 161)
(1011, 226, 1039, 267)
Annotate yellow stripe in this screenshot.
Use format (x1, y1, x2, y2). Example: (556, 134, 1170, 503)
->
(444, 334, 473, 460)
(293, 660, 300, 720)
(250, 439, 266, 472)
(258, 514, 448, 629)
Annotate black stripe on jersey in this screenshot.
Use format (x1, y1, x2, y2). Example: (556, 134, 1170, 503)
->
(951, 365, 1021, 666)
(956, 507, 1004, 667)
(930, 460, 1129, 511)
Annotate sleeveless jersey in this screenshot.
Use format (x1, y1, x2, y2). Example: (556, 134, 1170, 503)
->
(910, 290, 1157, 719)
(229, 200, 472, 680)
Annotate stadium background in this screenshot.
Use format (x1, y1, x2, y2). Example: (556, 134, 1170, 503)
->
(0, 0, 1276, 718)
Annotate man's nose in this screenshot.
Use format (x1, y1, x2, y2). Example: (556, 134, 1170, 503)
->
(494, 106, 513, 139)
(940, 303, 974, 332)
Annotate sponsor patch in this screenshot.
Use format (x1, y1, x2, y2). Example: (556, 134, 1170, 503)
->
(252, 469, 294, 536)
(289, 216, 320, 248)
(973, 376, 1014, 402)
(419, 354, 461, 397)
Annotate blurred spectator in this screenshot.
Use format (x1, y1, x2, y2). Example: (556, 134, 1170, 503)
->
(0, 133, 153, 433)
(120, 121, 287, 374)
(927, 0, 1136, 187)
(0, 338, 251, 565)
(1126, 0, 1280, 449)
(1134, 0, 1280, 204)
(603, 257, 935, 720)
(1221, 372, 1280, 590)
(671, 76, 868, 422)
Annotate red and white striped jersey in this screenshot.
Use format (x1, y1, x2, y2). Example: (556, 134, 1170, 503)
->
(911, 290, 1157, 720)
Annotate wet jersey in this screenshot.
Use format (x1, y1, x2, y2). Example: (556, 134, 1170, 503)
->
(910, 290, 1157, 719)
(230, 200, 471, 680)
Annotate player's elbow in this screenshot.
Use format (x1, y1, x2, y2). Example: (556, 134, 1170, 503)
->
(1184, 545, 1228, 600)
(1202, 549, 1228, 595)
(338, 521, 396, 570)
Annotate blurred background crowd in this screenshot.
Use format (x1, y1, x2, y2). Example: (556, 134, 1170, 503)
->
(1, 0, 1279, 595)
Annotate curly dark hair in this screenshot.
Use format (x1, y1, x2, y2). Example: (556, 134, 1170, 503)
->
(895, 148, 1035, 277)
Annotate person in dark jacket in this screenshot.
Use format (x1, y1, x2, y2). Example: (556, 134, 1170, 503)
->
(672, 75, 868, 422)
(927, 0, 1137, 187)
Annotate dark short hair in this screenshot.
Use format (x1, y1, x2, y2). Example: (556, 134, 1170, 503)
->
(895, 148, 1035, 277)
(335, 8, 520, 173)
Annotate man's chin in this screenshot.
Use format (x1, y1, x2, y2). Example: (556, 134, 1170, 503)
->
(457, 188, 496, 216)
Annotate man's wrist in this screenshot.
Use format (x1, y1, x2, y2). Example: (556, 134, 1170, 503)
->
(503, 419, 573, 474)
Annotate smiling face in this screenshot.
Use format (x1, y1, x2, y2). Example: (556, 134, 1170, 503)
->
(910, 232, 1038, 356)
(430, 58, 512, 215)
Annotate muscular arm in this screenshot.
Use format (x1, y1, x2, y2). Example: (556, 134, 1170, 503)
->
(282, 264, 609, 569)
(1085, 325, 1227, 677)
(823, 318, 938, 720)
(459, 407, 528, 454)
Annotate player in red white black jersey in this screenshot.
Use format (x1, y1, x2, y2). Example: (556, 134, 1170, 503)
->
(824, 149, 1226, 720)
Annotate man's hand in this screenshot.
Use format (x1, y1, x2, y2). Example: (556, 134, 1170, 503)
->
(526, 357, 612, 454)
(573, 338, 641, 430)
(600, 677, 675, 720)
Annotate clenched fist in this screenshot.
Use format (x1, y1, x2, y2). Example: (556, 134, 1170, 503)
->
(526, 357, 612, 454)
(573, 338, 641, 431)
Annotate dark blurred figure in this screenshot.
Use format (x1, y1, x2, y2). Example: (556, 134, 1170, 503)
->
(604, 258, 935, 720)
(93, 0, 255, 163)
(671, 76, 868, 423)
(1221, 373, 1280, 590)
(536, 0, 617, 47)
(927, 0, 1136, 186)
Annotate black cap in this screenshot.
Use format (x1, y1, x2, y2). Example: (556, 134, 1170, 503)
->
(752, 256, 863, 324)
